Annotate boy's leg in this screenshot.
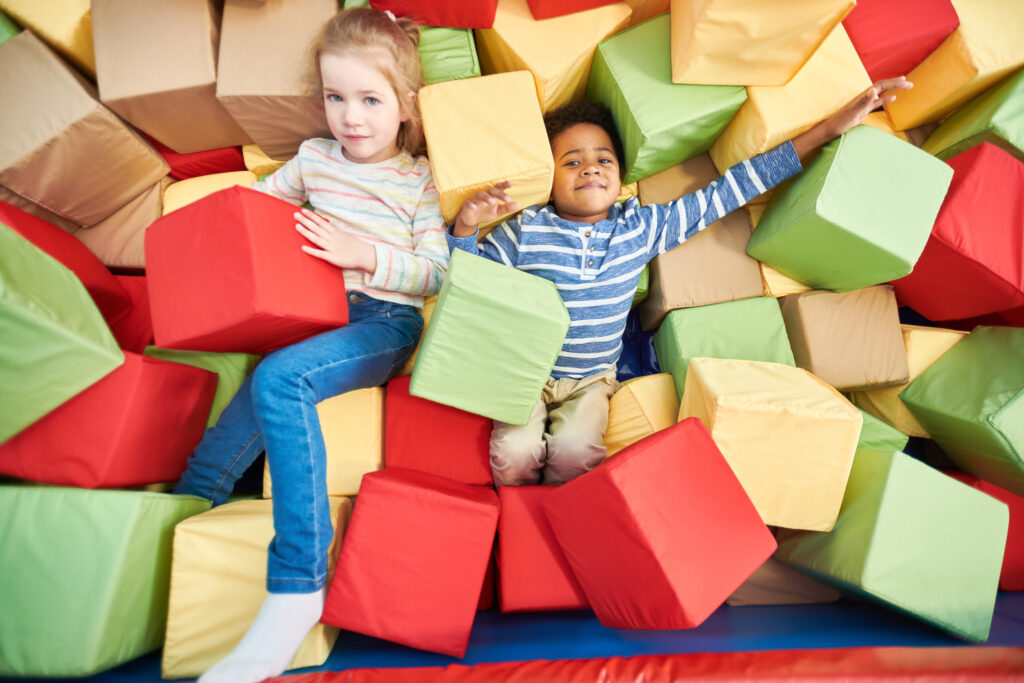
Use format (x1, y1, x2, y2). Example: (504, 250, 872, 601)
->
(489, 389, 551, 486)
(543, 369, 617, 486)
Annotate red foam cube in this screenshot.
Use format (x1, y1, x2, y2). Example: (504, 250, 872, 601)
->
(110, 275, 154, 353)
(543, 418, 776, 630)
(369, 0, 497, 28)
(526, 0, 621, 20)
(0, 352, 216, 488)
(949, 472, 1024, 592)
(322, 468, 499, 656)
(842, 0, 959, 82)
(498, 486, 589, 613)
(145, 186, 348, 353)
(384, 376, 492, 485)
(892, 144, 1024, 321)
(142, 132, 246, 181)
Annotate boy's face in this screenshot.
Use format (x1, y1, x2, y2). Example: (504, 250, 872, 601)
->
(549, 123, 622, 224)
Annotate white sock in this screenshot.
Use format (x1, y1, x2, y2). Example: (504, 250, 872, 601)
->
(198, 589, 326, 683)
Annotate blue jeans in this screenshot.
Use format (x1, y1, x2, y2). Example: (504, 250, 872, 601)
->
(174, 294, 422, 593)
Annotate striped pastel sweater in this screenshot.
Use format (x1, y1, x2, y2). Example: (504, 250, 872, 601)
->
(252, 138, 448, 308)
(447, 142, 803, 379)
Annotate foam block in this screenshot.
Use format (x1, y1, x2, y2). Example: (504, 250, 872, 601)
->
(397, 295, 435, 376)
(143, 133, 246, 181)
(680, 357, 862, 531)
(949, 472, 1024, 593)
(653, 297, 794, 398)
(73, 177, 171, 269)
(322, 468, 499, 657)
(605, 373, 679, 457)
(410, 250, 569, 425)
(890, 144, 1024, 321)
(162, 171, 258, 215)
(144, 346, 260, 428)
(856, 408, 909, 452)
(370, 0, 498, 28)
(747, 125, 953, 292)
(624, 0, 668, 26)
(0, 9, 14, 44)
(899, 326, 1024, 497)
(497, 486, 589, 612)
(776, 449, 1008, 642)
(145, 186, 349, 354)
(0, 486, 209, 677)
(0, 0, 95, 75)
(744, 203, 813, 298)
(543, 418, 776, 629)
(110, 275, 155, 354)
(923, 67, 1024, 162)
(726, 557, 841, 607)
(587, 14, 746, 184)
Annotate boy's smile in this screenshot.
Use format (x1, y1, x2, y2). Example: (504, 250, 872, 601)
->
(550, 123, 623, 224)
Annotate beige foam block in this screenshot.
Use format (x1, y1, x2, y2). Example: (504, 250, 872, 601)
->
(476, 0, 632, 113)
(162, 497, 351, 678)
(0, 32, 169, 226)
(216, 0, 334, 160)
(605, 373, 679, 456)
(745, 204, 812, 298)
(850, 324, 969, 438)
(74, 177, 171, 268)
(0, 0, 95, 75)
(680, 357, 862, 531)
(420, 71, 554, 224)
(709, 23, 870, 172)
(727, 556, 841, 606)
(92, 0, 251, 154)
(162, 171, 258, 215)
(885, 0, 1024, 130)
(263, 387, 384, 498)
(904, 122, 941, 149)
(0, 184, 80, 233)
(637, 152, 719, 205)
(243, 144, 288, 177)
(398, 296, 437, 377)
(670, 0, 854, 86)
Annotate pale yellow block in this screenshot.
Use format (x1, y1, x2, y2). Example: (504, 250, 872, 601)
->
(476, 0, 632, 113)
(398, 296, 436, 377)
(263, 387, 384, 498)
(850, 325, 969, 439)
(242, 144, 288, 176)
(727, 556, 841, 606)
(861, 111, 909, 143)
(617, 182, 638, 202)
(419, 71, 554, 224)
(162, 497, 352, 678)
(625, 0, 668, 26)
(744, 204, 812, 298)
(885, 0, 1024, 130)
(709, 24, 871, 173)
(0, 0, 95, 76)
(680, 357, 862, 531)
(605, 373, 679, 457)
(669, 0, 854, 86)
(162, 171, 258, 215)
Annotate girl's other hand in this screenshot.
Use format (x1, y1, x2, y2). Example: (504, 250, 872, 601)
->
(452, 181, 519, 237)
(295, 209, 376, 273)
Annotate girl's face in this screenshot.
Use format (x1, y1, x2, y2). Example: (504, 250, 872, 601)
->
(320, 51, 410, 164)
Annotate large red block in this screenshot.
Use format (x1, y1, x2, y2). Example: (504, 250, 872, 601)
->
(497, 486, 588, 613)
(110, 275, 154, 353)
(369, 0, 497, 28)
(141, 133, 246, 181)
(891, 144, 1024, 321)
(384, 376, 492, 485)
(949, 472, 1024, 592)
(526, 0, 621, 20)
(145, 187, 348, 353)
(322, 468, 499, 656)
(543, 418, 776, 630)
(842, 0, 959, 82)
(0, 352, 216, 488)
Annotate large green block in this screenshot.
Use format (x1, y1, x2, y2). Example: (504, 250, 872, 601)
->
(856, 408, 909, 452)
(410, 250, 569, 425)
(899, 326, 1024, 497)
(747, 125, 953, 292)
(0, 486, 210, 677)
(776, 450, 1007, 643)
(0, 11, 17, 45)
(923, 67, 1024, 162)
(586, 15, 746, 185)
(0, 225, 123, 443)
(653, 297, 795, 399)
(144, 346, 260, 428)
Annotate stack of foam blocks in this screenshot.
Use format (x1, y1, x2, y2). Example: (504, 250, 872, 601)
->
(1, 0, 1022, 677)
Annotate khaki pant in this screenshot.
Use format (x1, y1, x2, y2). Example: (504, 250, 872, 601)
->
(489, 368, 618, 486)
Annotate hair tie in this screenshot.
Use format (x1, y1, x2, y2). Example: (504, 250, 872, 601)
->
(384, 9, 397, 21)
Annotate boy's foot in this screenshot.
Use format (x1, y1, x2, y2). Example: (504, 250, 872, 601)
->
(198, 588, 326, 683)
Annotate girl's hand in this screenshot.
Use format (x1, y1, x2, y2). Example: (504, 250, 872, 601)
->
(452, 181, 519, 237)
(294, 208, 376, 273)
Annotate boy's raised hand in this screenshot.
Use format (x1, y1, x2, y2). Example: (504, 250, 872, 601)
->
(453, 181, 519, 237)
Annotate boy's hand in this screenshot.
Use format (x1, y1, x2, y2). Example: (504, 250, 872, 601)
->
(295, 208, 377, 273)
(453, 181, 519, 237)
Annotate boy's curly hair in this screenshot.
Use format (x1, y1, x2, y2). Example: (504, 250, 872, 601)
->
(543, 100, 625, 177)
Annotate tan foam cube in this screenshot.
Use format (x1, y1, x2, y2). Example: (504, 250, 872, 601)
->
(74, 177, 171, 268)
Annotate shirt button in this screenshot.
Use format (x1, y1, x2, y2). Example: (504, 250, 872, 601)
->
(587, 259, 594, 267)
(585, 231, 591, 237)
(589, 246, 595, 252)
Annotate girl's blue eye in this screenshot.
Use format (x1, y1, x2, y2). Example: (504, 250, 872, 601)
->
(326, 94, 342, 102)
(365, 96, 380, 105)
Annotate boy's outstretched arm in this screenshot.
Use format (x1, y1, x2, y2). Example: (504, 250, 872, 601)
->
(452, 181, 519, 237)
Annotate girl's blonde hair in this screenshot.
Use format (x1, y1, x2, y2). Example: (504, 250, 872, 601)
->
(308, 8, 424, 155)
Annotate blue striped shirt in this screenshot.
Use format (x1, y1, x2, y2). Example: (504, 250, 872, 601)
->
(447, 142, 803, 379)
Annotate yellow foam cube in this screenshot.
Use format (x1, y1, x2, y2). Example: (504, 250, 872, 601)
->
(475, 0, 632, 113)
(162, 497, 351, 678)
(398, 295, 436, 377)
(745, 204, 813, 298)
(242, 144, 288, 177)
(605, 373, 679, 457)
(625, 0, 669, 26)
(680, 357, 862, 531)
(669, 0, 854, 86)
(162, 171, 258, 215)
(0, 0, 95, 75)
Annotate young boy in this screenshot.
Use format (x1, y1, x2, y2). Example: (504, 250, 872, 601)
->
(448, 78, 911, 487)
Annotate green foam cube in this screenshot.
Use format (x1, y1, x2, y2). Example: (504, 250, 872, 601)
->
(899, 326, 1024, 497)
(0, 11, 17, 45)
(856, 408, 909, 452)
(410, 250, 569, 425)
(0, 486, 210, 677)
(923, 67, 1024, 162)
(747, 125, 953, 292)
(776, 449, 1008, 642)
(586, 14, 747, 184)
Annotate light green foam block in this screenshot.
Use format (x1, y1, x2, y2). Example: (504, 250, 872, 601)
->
(0, 225, 124, 443)
(747, 125, 953, 292)
(653, 296, 795, 399)
(776, 449, 1007, 643)
(0, 486, 210, 677)
(586, 14, 746, 185)
(923, 67, 1024, 162)
(0, 11, 17, 44)
(899, 326, 1024, 497)
(410, 249, 569, 425)
(856, 407, 909, 452)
